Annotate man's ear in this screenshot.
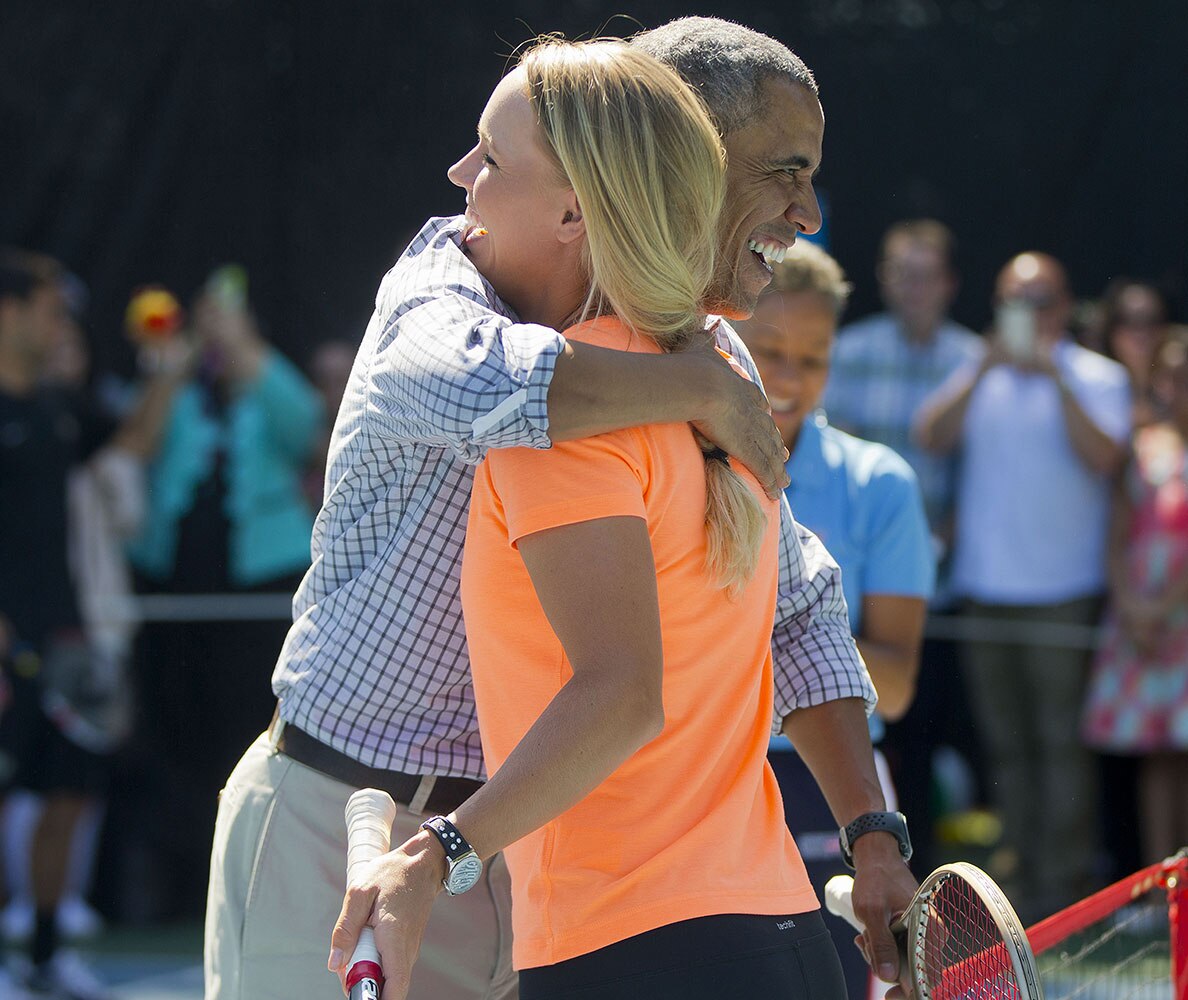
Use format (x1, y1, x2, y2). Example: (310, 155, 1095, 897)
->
(557, 189, 585, 245)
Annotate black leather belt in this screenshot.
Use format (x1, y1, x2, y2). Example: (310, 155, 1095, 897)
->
(274, 719, 483, 816)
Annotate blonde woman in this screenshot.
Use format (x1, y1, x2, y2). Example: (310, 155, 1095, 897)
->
(438, 40, 845, 999)
(326, 25, 920, 1000)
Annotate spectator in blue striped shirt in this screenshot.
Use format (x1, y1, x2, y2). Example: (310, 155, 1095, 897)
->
(824, 219, 980, 558)
(823, 220, 985, 879)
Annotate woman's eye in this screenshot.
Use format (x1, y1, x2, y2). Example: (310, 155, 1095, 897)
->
(482, 153, 498, 168)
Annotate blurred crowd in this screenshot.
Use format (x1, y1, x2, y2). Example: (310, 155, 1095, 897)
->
(746, 221, 1187, 932)
(0, 222, 1184, 987)
(0, 250, 340, 997)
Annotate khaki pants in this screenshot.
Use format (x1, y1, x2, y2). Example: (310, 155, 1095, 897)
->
(204, 733, 517, 999)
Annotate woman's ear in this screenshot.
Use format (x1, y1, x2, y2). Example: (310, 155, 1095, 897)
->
(556, 190, 585, 245)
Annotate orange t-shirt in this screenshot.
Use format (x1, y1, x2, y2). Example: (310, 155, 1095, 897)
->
(461, 316, 817, 969)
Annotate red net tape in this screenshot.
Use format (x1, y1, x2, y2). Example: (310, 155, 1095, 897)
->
(1025, 853, 1187, 1000)
(1028, 861, 1169, 958)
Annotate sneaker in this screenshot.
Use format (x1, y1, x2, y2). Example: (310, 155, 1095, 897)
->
(55, 899, 103, 942)
(0, 965, 32, 1000)
(28, 951, 110, 1000)
(0, 899, 33, 944)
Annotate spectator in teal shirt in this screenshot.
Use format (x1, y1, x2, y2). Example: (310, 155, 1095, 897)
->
(123, 285, 323, 918)
(128, 293, 322, 586)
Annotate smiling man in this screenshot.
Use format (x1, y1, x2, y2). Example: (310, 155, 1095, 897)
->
(329, 17, 916, 1000)
(634, 22, 824, 321)
(713, 78, 823, 313)
(205, 17, 916, 1000)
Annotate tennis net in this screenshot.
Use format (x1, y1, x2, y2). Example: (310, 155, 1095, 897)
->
(1025, 851, 1188, 1000)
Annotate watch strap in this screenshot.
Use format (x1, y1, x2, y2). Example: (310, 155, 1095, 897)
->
(421, 816, 473, 863)
(839, 810, 912, 869)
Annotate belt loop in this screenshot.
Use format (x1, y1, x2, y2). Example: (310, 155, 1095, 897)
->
(268, 712, 285, 755)
(408, 775, 437, 815)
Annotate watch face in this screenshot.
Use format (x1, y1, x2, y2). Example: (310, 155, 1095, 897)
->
(446, 853, 483, 895)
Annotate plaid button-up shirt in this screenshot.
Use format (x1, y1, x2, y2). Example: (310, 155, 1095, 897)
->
(273, 216, 871, 779)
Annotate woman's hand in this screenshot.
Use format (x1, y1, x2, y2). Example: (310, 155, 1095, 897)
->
(328, 830, 445, 1000)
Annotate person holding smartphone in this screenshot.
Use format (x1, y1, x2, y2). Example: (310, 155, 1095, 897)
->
(914, 251, 1132, 921)
(125, 274, 324, 915)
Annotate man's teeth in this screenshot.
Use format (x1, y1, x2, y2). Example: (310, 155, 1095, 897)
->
(747, 239, 787, 265)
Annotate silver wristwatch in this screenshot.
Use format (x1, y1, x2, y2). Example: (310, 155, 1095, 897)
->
(421, 816, 484, 895)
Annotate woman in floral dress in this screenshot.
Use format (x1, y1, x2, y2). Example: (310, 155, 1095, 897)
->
(1084, 336, 1188, 862)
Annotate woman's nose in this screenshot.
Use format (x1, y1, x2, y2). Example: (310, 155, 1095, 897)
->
(447, 144, 481, 190)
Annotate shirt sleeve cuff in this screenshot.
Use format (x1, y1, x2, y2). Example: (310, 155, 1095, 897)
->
(770, 632, 878, 734)
(495, 322, 567, 450)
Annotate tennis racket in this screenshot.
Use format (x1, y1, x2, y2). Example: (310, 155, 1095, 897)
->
(344, 788, 398, 1000)
(825, 862, 1044, 1000)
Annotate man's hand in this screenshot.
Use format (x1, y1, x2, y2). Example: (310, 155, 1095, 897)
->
(978, 334, 1014, 375)
(328, 830, 445, 999)
(1011, 340, 1059, 379)
(848, 833, 919, 999)
(684, 338, 789, 499)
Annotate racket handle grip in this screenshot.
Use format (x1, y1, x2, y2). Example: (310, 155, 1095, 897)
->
(825, 874, 862, 931)
(346, 928, 382, 999)
(346, 788, 398, 882)
(344, 789, 398, 997)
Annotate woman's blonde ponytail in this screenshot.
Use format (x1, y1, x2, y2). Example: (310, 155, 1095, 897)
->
(701, 449, 769, 595)
(521, 38, 769, 592)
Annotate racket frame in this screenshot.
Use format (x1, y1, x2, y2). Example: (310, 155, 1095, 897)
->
(825, 861, 1045, 1000)
(900, 862, 1043, 1000)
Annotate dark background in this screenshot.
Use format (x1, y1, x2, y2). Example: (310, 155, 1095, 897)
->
(3, 0, 1186, 371)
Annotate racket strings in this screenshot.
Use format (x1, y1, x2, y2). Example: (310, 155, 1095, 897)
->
(917, 875, 1026, 1000)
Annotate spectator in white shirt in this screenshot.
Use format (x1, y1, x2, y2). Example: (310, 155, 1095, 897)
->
(915, 251, 1131, 920)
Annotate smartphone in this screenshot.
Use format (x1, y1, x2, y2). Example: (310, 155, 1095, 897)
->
(205, 264, 249, 311)
(996, 299, 1036, 361)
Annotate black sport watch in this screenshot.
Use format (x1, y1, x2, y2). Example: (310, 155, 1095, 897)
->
(838, 811, 912, 870)
(421, 816, 484, 896)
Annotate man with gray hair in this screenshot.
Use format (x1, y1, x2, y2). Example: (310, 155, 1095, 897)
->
(205, 16, 916, 1000)
(635, 17, 824, 322)
(330, 15, 916, 999)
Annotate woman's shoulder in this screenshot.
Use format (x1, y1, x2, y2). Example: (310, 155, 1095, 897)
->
(564, 316, 663, 354)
